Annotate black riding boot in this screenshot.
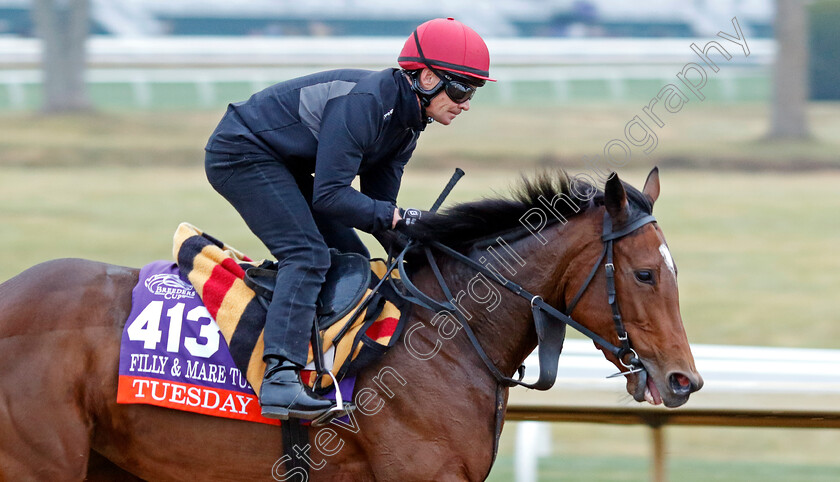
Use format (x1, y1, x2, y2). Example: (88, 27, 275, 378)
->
(259, 357, 333, 420)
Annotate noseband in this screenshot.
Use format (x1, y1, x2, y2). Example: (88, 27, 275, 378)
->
(565, 212, 658, 377)
(393, 209, 657, 389)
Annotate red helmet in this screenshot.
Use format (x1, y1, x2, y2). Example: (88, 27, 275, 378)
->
(398, 17, 496, 83)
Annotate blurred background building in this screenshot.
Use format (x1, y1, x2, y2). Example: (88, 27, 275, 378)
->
(0, 0, 776, 38)
(0, 0, 805, 113)
(1, 0, 836, 125)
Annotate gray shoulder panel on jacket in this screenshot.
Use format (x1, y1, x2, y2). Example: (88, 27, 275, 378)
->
(299, 80, 357, 140)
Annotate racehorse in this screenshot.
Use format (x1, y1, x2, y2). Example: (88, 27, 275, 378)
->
(0, 168, 702, 481)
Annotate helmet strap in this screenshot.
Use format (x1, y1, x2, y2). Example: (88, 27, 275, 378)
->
(404, 70, 439, 124)
(408, 71, 442, 107)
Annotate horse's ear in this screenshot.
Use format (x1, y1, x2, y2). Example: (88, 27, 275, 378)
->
(604, 172, 629, 225)
(643, 166, 660, 205)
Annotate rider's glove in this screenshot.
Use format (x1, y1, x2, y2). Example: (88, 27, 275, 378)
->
(400, 208, 424, 227)
(394, 208, 432, 240)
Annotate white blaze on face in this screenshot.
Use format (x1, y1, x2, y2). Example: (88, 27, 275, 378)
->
(659, 243, 676, 278)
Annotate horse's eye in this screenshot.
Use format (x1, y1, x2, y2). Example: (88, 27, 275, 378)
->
(634, 270, 655, 285)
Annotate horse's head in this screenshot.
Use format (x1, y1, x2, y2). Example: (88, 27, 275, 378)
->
(401, 168, 702, 407)
(566, 168, 703, 407)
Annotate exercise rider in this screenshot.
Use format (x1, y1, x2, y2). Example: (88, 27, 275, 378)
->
(204, 17, 495, 420)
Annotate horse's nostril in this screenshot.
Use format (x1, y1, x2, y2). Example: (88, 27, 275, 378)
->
(669, 373, 692, 395)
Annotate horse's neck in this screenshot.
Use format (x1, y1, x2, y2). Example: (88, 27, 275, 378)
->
(430, 219, 588, 378)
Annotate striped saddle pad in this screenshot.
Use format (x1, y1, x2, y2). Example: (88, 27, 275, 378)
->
(172, 223, 410, 394)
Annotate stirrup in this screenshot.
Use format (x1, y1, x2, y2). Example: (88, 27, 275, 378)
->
(311, 402, 356, 427)
(310, 369, 352, 427)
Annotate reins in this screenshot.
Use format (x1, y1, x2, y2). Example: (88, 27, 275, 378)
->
(384, 205, 656, 475)
(390, 209, 655, 389)
(371, 169, 657, 475)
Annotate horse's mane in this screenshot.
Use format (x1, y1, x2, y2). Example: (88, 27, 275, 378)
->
(406, 170, 652, 249)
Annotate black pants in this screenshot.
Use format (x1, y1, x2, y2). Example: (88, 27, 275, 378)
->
(205, 152, 369, 366)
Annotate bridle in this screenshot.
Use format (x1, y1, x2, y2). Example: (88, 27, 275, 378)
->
(391, 208, 658, 389)
(564, 212, 658, 377)
(383, 199, 657, 472)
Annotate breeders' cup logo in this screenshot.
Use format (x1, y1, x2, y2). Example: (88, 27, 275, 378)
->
(145, 274, 196, 300)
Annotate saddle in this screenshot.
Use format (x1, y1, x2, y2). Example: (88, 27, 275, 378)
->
(244, 250, 371, 330)
(173, 222, 409, 396)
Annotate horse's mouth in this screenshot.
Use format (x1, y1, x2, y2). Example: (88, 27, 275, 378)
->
(633, 369, 664, 405)
(632, 369, 661, 405)
(630, 368, 694, 408)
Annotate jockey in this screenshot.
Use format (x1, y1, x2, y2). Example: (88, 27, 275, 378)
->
(204, 17, 495, 420)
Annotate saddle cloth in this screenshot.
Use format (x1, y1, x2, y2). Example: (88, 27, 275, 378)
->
(172, 223, 409, 394)
(116, 260, 282, 425)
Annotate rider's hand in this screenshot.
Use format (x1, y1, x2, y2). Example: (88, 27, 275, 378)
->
(392, 207, 402, 229)
(395, 208, 425, 229)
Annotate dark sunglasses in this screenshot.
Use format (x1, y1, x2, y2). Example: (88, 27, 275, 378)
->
(439, 73, 477, 104)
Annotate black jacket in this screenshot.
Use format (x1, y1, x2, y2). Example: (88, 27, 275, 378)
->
(206, 68, 424, 233)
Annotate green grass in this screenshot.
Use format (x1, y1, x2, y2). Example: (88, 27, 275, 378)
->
(488, 454, 840, 482)
(654, 171, 840, 347)
(1, 165, 837, 348)
(2, 103, 840, 169)
(487, 423, 840, 481)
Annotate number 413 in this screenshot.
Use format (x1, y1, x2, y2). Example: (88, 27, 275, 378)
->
(126, 301, 220, 358)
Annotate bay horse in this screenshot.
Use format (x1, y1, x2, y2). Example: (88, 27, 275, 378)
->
(0, 168, 702, 481)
